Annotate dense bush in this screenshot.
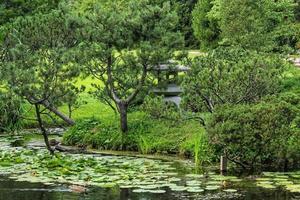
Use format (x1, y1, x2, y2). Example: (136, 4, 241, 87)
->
(207, 97, 300, 170)
(142, 96, 181, 120)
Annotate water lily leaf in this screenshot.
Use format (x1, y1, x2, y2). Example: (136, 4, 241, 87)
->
(168, 177, 181, 182)
(170, 186, 187, 192)
(186, 180, 202, 187)
(148, 190, 166, 194)
(139, 185, 159, 190)
(187, 188, 204, 193)
(275, 181, 294, 186)
(206, 181, 221, 185)
(257, 183, 276, 189)
(96, 183, 116, 188)
(205, 185, 221, 191)
(185, 174, 204, 178)
(255, 178, 272, 181)
(119, 185, 134, 189)
(223, 189, 238, 193)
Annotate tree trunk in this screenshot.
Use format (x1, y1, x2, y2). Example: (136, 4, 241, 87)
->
(220, 156, 227, 173)
(41, 101, 75, 125)
(118, 102, 128, 133)
(68, 104, 72, 119)
(35, 104, 54, 155)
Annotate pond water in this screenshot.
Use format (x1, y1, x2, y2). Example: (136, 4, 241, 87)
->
(1, 136, 300, 200)
(0, 177, 299, 200)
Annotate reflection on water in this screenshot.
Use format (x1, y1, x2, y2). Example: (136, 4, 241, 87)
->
(0, 178, 80, 200)
(1, 177, 300, 200)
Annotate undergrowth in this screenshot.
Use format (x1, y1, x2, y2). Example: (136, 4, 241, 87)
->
(63, 113, 211, 161)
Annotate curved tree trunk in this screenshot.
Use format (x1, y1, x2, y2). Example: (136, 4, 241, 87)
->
(35, 104, 54, 155)
(41, 101, 75, 125)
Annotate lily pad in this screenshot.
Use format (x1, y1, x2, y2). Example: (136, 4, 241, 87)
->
(187, 188, 204, 193)
(139, 185, 159, 190)
(185, 174, 204, 178)
(223, 189, 238, 193)
(119, 185, 134, 189)
(257, 183, 276, 189)
(132, 189, 149, 193)
(148, 190, 166, 194)
(170, 186, 187, 192)
(205, 185, 221, 191)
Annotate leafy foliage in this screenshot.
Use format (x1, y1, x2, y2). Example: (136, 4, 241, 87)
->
(143, 96, 180, 120)
(0, 9, 82, 153)
(209, 0, 297, 52)
(72, 0, 184, 132)
(0, 92, 23, 132)
(0, 10, 80, 123)
(0, 0, 60, 25)
(207, 97, 300, 170)
(296, 0, 300, 21)
(192, 0, 220, 49)
(182, 47, 286, 113)
(172, 0, 199, 48)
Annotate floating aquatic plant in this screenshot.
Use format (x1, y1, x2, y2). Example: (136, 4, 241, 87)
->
(223, 189, 238, 193)
(5, 145, 300, 198)
(187, 188, 204, 193)
(255, 171, 300, 193)
(170, 186, 187, 192)
(205, 185, 221, 191)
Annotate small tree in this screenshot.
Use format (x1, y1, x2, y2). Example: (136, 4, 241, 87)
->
(182, 47, 287, 113)
(76, 0, 183, 133)
(0, 11, 80, 154)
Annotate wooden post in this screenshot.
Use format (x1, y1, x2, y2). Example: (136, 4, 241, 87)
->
(220, 155, 227, 173)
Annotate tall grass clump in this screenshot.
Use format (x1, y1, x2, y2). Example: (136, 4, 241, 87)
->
(0, 93, 23, 133)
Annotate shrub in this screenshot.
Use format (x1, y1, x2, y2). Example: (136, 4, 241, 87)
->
(142, 96, 181, 121)
(207, 99, 300, 170)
